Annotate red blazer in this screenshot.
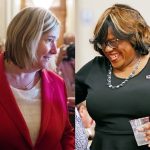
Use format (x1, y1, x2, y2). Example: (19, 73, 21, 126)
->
(0, 54, 74, 150)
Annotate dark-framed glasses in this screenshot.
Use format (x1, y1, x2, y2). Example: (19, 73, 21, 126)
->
(97, 38, 120, 49)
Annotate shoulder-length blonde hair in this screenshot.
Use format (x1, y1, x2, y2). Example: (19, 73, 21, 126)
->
(5, 7, 60, 69)
(90, 4, 150, 56)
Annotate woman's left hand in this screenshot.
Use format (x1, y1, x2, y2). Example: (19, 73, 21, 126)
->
(137, 122, 150, 147)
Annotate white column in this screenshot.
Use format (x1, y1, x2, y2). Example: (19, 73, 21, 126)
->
(0, 0, 20, 40)
(66, 0, 75, 33)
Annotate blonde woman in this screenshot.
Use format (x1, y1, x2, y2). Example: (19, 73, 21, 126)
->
(0, 7, 74, 150)
(76, 4, 150, 150)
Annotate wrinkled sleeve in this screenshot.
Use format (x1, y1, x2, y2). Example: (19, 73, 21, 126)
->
(76, 57, 104, 105)
(75, 74, 88, 105)
(75, 61, 93, 105)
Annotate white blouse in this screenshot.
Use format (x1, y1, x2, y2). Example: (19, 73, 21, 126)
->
(10, 80, 41, 145)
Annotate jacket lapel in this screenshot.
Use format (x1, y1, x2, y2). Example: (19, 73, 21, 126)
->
(36, 70, 54, 144)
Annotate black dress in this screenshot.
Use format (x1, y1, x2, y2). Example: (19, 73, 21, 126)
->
(76, 56, 150, 150)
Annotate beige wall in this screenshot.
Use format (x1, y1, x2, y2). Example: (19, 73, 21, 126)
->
(66, 0, 75, 33)
(76, 0, 150, 71)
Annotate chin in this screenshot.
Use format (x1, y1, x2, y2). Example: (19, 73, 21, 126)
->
(111, 62, 123, 70)
(39, 61, 49, 68)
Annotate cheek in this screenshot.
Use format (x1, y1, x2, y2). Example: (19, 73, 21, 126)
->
(120, 42, 134, 55)
(117, 45, 129, 58)
(37, 44, 50, 56)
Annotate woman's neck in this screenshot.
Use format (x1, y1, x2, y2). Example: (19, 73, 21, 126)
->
(5, 60, 40, 90)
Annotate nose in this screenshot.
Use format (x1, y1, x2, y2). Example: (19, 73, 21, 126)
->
(50, 41, 57, 54)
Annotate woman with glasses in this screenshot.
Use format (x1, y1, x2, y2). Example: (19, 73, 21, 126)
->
(76, 4, 150, 150)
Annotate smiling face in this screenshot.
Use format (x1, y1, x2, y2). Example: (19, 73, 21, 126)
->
(33, 27, 59, 70)
(102, 27, 138, 70)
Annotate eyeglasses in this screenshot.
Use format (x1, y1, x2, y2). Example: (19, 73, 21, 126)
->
(97, 38, 120, 50)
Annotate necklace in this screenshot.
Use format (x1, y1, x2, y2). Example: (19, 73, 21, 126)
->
(107, 57, 141, 89)
(23, 73, 40, 90)
(23, 77, 36, 89)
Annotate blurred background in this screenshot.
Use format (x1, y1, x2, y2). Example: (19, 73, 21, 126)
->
(76, 0, 150, 71)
